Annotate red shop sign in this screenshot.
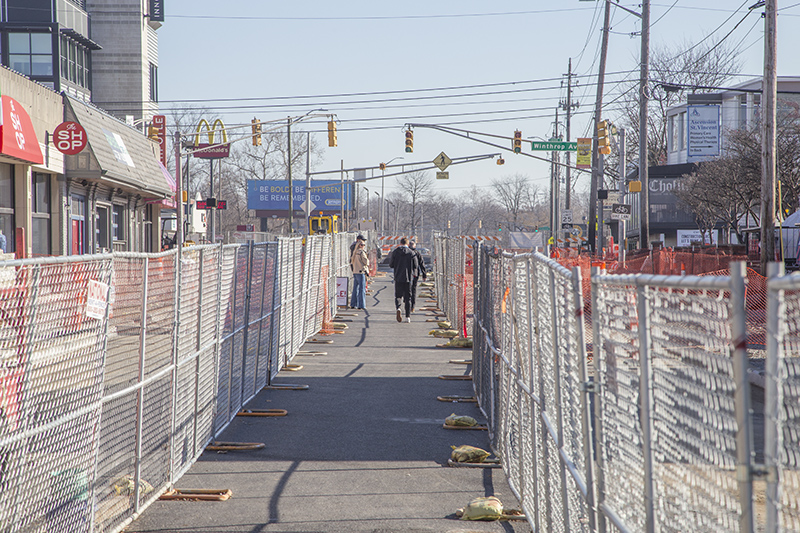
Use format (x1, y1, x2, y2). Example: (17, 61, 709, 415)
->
(53, 121, 88, 155)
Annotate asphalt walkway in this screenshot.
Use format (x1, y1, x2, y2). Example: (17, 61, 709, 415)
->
(127, 269, 531, 533)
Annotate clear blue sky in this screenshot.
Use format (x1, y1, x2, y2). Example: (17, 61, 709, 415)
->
(157, 1, 800, 199)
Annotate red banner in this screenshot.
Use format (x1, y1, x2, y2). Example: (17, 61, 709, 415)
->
(0, 96, 43, 164)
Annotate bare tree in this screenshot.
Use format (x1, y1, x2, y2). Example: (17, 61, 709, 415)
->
(613, 39, 742, 167)
(394, 171, 434, 236)
(492, 174, 534, 230)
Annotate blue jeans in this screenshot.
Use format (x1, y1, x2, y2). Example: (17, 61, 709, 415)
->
(351, 273, 366, 308)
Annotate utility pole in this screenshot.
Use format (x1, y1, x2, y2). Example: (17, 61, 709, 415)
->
(760, 0, 777, 274)
(552, 108, 561, 245)
(287, 117, 293, 234)
(561, 58, 578, 209)
(589, 0, 611, 253)
(639, 0, 651, 249)
(618, 128, 627, 265)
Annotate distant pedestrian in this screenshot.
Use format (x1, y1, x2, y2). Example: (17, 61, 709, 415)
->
(350, 240, 369, 309)
(350, 234, 366, 272)
(408, 241, 427, 313)
(388, 237, 419, 323)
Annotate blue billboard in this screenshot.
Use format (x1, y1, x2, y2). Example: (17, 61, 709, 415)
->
(247, 180, 351, 212)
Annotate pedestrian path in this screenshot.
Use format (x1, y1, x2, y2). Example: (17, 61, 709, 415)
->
(126, 270, 530, 533)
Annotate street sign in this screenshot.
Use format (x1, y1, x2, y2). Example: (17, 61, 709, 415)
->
(561, 209, 573, 224)
(610, 204, 632, 220)
(531, 141, 577, 152)
(433, 152, 452, 171)
(436, 171, 449, 180)
(300, 199, 317, 212)
(561, 223, 572, 230)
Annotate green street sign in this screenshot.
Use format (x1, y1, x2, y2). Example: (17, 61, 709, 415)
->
(531, 141, 577, 152)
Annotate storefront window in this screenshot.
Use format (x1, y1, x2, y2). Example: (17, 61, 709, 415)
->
(96, 205, 109, 251)
(9, 32, 53, 77)
(31, 172, 51, 256)
(112, 204, 125, 242)
(0, 164, 14, 254)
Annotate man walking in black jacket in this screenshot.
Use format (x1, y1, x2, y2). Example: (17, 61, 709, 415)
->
(408, 241, 427, 313)
(388, 237, 419, 323)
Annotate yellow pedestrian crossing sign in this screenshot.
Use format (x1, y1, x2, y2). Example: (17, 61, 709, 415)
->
(433, 152, 452, 171)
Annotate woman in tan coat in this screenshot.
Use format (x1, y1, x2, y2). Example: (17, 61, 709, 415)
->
(350, 240, 369, 309)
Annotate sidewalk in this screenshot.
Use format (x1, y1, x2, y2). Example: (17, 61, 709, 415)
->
(127, 270, 530, 533)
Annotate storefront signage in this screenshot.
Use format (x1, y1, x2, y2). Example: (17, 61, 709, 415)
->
(152, 115, 166, 165)
(687, 105, 720, 161)
(193, 118, 229, 159)
(149, 0, 164, 22)
(0, 95, 43, 164)
(53, 121, 88, 155)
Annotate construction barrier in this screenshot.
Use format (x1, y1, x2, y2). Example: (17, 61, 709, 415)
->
(0, 234, 355, 533)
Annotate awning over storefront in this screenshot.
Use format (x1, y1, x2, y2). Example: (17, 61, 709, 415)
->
(0, 95, 43, 164)
(62, 96, 173, 198)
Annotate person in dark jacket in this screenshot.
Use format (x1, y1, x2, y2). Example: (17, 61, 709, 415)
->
(388, 237, 419, 323)
(408, 241, 427, 313)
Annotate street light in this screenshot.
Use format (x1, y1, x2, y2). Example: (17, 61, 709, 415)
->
(364, 187, 370, 221)
(380, 156, 404, 234)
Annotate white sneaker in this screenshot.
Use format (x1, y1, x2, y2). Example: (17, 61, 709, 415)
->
(405, 317, 411, 323)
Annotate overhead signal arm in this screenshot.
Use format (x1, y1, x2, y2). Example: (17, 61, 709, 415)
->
(405, 123, 590, 174)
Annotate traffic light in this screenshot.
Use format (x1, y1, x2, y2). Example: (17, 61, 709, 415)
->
(405, 129, 414, 153)
(327, 120, 337, 147)
(251, 118, 262, 147)
(513, 130, 522, 153)
(148, 125, 159, 141)
(597, 120, 611, 155)
(496, 157, 505, 165)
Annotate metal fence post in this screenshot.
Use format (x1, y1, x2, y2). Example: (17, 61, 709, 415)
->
(534, 259, 553, 530)
(590, 266, 607, 533)
(240, 241, 254, 405)
(526, 257, 542, 533)
(636, 280, 656, 533)
(193, 249, 204, 458)
(549, 263, 571, 532)
(133, 256, 149, 512)
(169, 247, 182, 485)
(572, 266, 596, 531)
(731, 262, 755, 533)
(765, 261, 782, 532)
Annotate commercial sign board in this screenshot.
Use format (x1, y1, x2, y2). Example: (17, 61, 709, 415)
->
(53, 121, 88, 155)
(193, 118, 229, 159)
(576, 138, 591, 168)
(0, 96, 42, 164)
(247, 180, 351, 212)
(687, 105, 720, 161)
(677, 229, 718, 247)
(149, 0, 164, 22)
(151, 114, 166, 165)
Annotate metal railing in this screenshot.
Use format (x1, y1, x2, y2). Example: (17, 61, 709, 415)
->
(0, 234, 354, 533)
(463, 242, 800, 532)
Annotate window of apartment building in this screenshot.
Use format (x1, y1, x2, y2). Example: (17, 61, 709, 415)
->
(31, 172, 51, 256)
(149, 63, 158, 102)
(60, 36, 89, 88)
(739, 94, 748, 128)
(677, 112, 685, 151)
(0, 164, 14, 254)
(112, 204, 126, 243)
(754, 94, 761, 122)
(8, 32, 52, 76)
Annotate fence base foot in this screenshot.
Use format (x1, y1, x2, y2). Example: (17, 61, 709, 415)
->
(207, 441, 265, 452)
(306, 338, 334, 344)
(448, 359, 472, 365)
(282, 364, 303, 371)
(262, 384, 309, 391)
(237, 409, 288, 417)
(439, 374, 472, 380)
(442, 424, 488, 430)
(437, 395, 477, 403)
(447, 459, 501, 468)
(296, 351, 327, 356)
(159, 489, 232, 501)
